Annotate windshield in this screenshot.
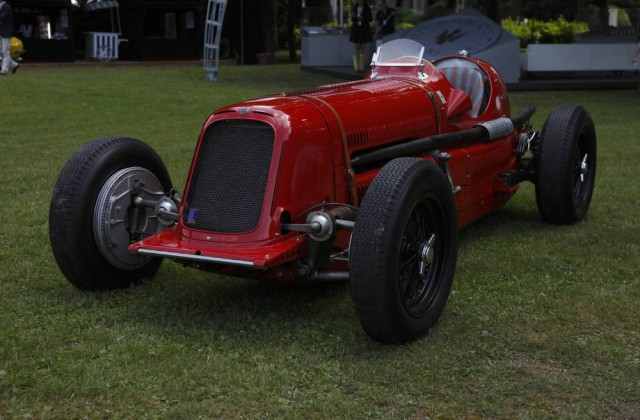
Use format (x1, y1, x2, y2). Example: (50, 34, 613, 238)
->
(372, 39, 425, 67)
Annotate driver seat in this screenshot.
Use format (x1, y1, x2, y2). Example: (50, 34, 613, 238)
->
(435, 58, 490, 118)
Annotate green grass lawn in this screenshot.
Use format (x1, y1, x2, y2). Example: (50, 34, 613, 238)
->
(1, 64, 639, 419)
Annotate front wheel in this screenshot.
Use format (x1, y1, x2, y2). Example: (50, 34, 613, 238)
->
(349, 158, 458, 344)
(535, 105, 597, 224)
(49, 137, 173, 290)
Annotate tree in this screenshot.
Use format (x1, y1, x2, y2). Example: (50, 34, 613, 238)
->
(262, 0, 277, 55)
(595, 0, 609, 30)
(231, 0, 278, 64)
(484, 0, 500, 21)
(287, 0, 302, 62)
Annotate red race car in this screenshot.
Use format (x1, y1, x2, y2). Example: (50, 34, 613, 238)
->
(50, 39, 597, 343)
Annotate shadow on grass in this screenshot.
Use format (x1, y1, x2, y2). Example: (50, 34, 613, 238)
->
(46, 201, 556, 348)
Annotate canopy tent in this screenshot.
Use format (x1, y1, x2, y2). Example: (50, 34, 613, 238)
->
(84, 0, 121, 34)
(85, 0, 119, 12)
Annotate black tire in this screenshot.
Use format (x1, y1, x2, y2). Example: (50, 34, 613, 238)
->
(535, 105, 597, 224)
(49, 137, 172, 291)
(350, 158, 458, 344)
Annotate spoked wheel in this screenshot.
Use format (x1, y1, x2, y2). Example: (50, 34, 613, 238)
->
(399, 199, 446, 319)
(350, 158, 458, 344)
(536, 105, 597, 224)
(572, 144, 596, 214)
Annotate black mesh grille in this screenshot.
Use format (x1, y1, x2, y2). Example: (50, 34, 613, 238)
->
(184, 119, 274, 233)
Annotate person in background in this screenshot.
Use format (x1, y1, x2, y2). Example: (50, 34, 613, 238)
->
(0, 0, 19, 75)
(350, 0, 373, 73)
(375, 0, 396, 42)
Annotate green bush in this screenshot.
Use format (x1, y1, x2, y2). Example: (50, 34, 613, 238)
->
(330, 7, 419, 32)
(502, 17, 589, 48)
(395, 7, 423, 25)
(322, 20, 340, 30)
(397, 22, 416, 31)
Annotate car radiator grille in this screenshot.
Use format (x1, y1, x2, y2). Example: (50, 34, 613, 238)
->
(184, 119, 274, 233)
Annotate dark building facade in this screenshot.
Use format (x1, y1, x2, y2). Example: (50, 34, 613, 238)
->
(13, 0, 208, 61)
(115, 0, 206, 60)
(12, 0, 75, 61)
(11, 0, 285, 63)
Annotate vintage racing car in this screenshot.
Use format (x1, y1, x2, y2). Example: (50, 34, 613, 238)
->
(49, 39, 597, 343)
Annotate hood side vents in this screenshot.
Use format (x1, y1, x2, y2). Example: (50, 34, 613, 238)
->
(347, 131, 369, 147)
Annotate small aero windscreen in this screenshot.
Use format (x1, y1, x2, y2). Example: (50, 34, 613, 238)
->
(184, 119, 274, 233)
(372, 39, 425, 66)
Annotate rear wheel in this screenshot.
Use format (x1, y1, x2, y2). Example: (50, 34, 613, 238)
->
(49, 137, 173, 290)
(535, 105, 597, 224)
(350, 158, 458, 343)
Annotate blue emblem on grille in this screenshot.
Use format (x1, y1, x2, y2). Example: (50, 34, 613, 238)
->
(186, 208, 199, 224)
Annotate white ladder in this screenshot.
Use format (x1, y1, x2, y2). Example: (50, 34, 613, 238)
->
(203, 0, 228, 81)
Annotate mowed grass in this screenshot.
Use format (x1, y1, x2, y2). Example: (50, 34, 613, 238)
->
(1, 63, 639, 419)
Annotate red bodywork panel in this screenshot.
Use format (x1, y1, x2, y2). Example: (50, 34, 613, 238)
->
(130, 56, 520, 277)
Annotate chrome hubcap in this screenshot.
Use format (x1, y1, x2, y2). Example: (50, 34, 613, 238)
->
(399, 199, 445, 318)
(93, 167, 165, 270)
(579, 154, 589, 183)
(418, 234, 436, 276)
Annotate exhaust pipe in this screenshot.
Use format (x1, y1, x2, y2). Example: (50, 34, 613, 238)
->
(351, 106, 536, 170)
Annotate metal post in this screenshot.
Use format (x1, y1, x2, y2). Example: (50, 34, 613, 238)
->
(203, 0, 228, 81)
